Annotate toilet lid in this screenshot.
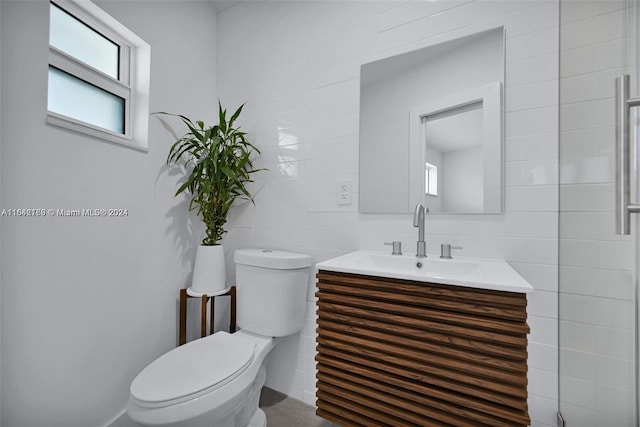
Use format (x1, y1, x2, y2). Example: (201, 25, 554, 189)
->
(130, 332, 255, 407)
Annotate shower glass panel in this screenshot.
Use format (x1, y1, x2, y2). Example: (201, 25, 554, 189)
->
(559, 0, 638, 425)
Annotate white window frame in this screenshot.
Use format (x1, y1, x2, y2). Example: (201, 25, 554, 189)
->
(424, 161, 438, 196)
(47, 0, 150, 151)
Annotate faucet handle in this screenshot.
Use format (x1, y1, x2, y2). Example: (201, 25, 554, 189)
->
(440, 243, 463, 259)
(384, 241, 402, 255)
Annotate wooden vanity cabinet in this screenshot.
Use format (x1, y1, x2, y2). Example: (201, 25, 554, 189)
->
(315, 270, 530, 427)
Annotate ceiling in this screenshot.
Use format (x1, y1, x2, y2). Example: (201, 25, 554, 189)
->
(426, 104, 483, 153)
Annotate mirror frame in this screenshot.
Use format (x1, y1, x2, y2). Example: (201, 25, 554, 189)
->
(408, 81, 503, 213)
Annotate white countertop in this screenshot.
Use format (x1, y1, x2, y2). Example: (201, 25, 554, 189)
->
(316, 250, 533, 294)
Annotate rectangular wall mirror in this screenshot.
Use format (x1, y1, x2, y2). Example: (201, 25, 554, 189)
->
(359, 27, 505, 214)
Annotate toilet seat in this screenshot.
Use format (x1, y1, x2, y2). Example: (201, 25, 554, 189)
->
(130, 332, 255, 409)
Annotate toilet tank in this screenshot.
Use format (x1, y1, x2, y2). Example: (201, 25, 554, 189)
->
(234, 249, 311, 337)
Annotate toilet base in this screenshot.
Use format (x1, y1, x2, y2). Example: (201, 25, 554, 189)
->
(236, 364, 267, 427)
(248, 408, 266, 427)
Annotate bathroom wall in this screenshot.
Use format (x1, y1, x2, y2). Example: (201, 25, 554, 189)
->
(0, 2, 3, 425)
(0, 1, 217, 425)
(442, 147, 484, 212)
(558, 1, 636, 425)
(217, 1, 560, 426)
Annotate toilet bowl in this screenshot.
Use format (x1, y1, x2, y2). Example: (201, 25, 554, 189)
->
(127, 249, 311, 427)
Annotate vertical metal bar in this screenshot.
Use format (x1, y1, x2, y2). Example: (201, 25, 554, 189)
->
(617, 75, 632, 235)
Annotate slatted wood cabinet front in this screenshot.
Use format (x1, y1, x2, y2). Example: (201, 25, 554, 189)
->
(315, 270, 530, 427)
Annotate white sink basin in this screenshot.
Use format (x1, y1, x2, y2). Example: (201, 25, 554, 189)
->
(316, 250, 533, 293)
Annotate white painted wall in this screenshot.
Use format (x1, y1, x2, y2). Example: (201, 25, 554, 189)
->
(0, 1, 217, 426)
(217, 1, 559, 426)
(0, 2, 3, 425)
(558, 1, 636, 425)
(442, 147, 484, 212)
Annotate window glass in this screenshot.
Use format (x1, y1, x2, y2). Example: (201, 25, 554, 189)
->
(46, 0, 150, 150)
(48, 66, 125, 134)
(425, 162, 438, 196)
(49, 3, 119, 79)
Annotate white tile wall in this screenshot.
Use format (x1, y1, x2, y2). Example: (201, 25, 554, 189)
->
(559, 0, 636, 425)
(218, 1, 560, 425)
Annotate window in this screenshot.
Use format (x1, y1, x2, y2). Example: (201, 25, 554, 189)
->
(47, 0, 150, 150)
(425, 162, 438, 196)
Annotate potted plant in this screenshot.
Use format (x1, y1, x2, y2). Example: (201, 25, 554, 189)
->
(159, 102, 263, 293)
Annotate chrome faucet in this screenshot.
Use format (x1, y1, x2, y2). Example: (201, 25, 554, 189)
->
(413, 204, 428, 258)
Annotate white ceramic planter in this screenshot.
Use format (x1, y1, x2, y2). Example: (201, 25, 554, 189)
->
(191, 244, 227, 294)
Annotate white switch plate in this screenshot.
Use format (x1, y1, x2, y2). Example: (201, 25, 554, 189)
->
(337, 180, 352, 205)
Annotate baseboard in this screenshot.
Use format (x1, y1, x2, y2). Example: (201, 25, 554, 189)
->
(105, 408, 139, 427)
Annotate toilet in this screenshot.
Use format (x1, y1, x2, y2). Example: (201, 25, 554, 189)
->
(127, 248, 312, 427)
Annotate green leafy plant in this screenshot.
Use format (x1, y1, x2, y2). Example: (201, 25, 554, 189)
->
(158, 102, 263, 246)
